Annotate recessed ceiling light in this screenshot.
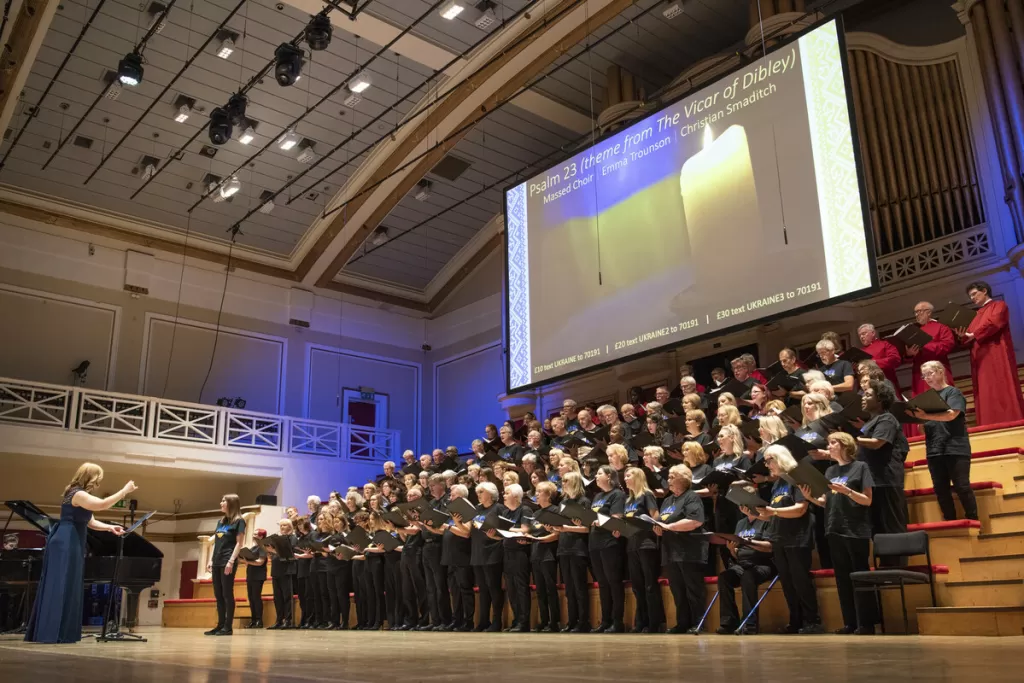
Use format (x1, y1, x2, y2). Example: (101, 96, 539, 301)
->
(349, 71, 372, 94)
(277, 129, 300, 151)
(663, 2, 683, 20)
(440, 0, 466, 21)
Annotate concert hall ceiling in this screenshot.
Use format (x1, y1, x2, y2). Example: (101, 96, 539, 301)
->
(0, 0, 781, 309)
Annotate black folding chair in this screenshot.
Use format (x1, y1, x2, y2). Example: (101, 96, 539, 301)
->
(849, 531, 937, 634)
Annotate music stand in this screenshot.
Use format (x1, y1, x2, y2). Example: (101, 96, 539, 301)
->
(94, 511, 155, 643)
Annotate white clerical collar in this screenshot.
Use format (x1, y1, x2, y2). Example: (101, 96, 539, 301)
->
(982, 298, 992, 306)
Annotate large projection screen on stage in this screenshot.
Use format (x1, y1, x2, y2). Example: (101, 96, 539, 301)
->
(503, 18, 876, 393)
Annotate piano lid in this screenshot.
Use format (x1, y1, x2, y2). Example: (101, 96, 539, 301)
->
(4, 500, 54, 535)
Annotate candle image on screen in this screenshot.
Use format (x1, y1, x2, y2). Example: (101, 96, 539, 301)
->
(677, 125, 763, 302)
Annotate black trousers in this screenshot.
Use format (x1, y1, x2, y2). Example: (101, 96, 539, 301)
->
(717, 562, 774, 631)
(326, 568, 351, 627)
(295, 575, 310, 624)
(473, 563, 504, 629)
(627, 548, 664, 629)
(559, 555, 590, 628)
(590, 545, 625, 626)
(828, 534, 876, 630)
(352, 561, 367, 626)
(271, 574, 293, 624)
(312, 571, 330, 624)
(532, 559, 559, 627)
(211, 564, 238, 628)
(871, 487, 909, 566)
(384, 553, 403, 627)
(774, 546, 819, 628)
(927, 456, 978, 521)
(665, 561, 705, 630)
(364, 554, 386, 627)
(813, 508, 832, 569)
(423, 544, 450, 625)
(504, 549, 531, 628)
(447, 565, 475, 627)
(400, 547, 428, 626)
(245, 575, 265, 623)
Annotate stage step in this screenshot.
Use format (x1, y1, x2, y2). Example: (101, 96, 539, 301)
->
(959, 553, 1024, 581)
(976, 530, 1024, 556)
(1003, 491, 1024, 512)
(192, 578, 271, 601)
(1014, 475, 1024, 493)
(988, 510, 1024, 534)
(905, 486, 1003, 526)
(944, 578, 1024, 607)
(917, 606, 1024, 636)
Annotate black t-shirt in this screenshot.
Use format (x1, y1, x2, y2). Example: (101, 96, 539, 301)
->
(658, 489, 708, 564)
(589, 489, 625, 551)
(502, 505, 531, 553)
(624, 492, 658, 552)
(767, 479, 813, 548)
(441, 513, 471, 567)
(403, 523, 424, 552)
(734, 517, 773, 566)
(824, 460, 874, 539)
(296, 532, 313, 577)
(783, 369, 807, 406)
(924, 386, 971, 459)
(212, 517, 246, 567)
(529, 507, 558, 563)
(402, 462, 423, 476)
(244, 544, 268, 580)
(470, 504, 505, 565)
(859, 412, 907, 487)
(498, 443, 524, 465)
(819, 359, 855, 387)
(422, 497, 446, 544)
(556, 495, 591, 557)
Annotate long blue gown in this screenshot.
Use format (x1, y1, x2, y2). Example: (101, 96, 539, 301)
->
(25, 486, 90, 643)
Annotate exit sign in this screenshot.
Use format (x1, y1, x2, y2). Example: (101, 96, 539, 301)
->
(112, 499, 126, 509)
(359, 386, 375, 400)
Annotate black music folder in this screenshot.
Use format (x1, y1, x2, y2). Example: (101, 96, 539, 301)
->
(596, 514, 639, 538)
(332, 545, 359, 560)
(725, 484, 770, 510)
(559, 502, 598, 527)
(935, 302, 977, 329)
(889, 323, 933, 348)
(446, 497, 479, 521)
(371, 530, 401, 552)
(259, 534, 295, 559)
(783, 456, 832, 499)
(662, 398, 685, 417)
(238, 547, 260, 562)
(839, 347, 873, 364)
(395, 498, 429, 515)
(344, 526, 372, 549)
(533, 507, 573, 527)
(695, 466, 744, 490)
(381, 509, 409, 528)
(709, 378, 751, 399)
(417, 506, 451, 527)
(766, 371, 801, 392)
(479, 511, 516, 532)
(744, 458, 771, 479)
(665, 416, 688, 435)
(630, 431, 657, 451)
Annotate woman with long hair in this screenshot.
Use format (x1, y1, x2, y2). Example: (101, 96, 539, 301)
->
(549, 472, 591, 633)
(205, 493, 246, 636)
(623, 467, 664, 633)
(324, 513, 352, 629)
(267, 518, 297, 630)
(362, 511, 387, 630)
(26, 464, 136, 643)
(240, 528, 268, 629)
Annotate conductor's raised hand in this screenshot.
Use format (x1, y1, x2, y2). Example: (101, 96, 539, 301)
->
(122, 480, 138, 494)
(110, 525, 126, 536)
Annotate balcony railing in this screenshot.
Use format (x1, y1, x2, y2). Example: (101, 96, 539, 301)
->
(0, 377, 399, 462)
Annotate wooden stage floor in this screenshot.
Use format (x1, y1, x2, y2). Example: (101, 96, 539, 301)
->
(1, 628, 1023, 682)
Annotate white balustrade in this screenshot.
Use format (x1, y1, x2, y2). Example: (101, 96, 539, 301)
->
(876, 225, 992, 287)
(0, 380, 70, 427)
(0, 377, 400, 463)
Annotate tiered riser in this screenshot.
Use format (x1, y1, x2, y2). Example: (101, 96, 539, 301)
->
(165, 424, 1024, 636)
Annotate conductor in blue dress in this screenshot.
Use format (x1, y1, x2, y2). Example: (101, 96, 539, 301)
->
(25, 463, 137, 644)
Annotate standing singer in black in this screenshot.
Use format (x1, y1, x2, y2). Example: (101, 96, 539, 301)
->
(206, 494, 245, 636)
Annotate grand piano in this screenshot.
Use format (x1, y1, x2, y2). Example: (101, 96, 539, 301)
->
(0, 500, 163, 630)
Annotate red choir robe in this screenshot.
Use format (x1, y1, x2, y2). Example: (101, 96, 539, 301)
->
(751, 370, 768, 385)
(966, 300, 1024, 425)
(862, 339, 903, 392)
(910, 320, 955, 396)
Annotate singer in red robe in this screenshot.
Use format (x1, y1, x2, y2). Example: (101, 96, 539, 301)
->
(959, 282, 1024, 425)
(905, 302, 956, 396)
(858, 324, 903, 391)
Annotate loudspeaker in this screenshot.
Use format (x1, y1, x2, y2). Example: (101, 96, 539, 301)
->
(255, 494, 278, 505)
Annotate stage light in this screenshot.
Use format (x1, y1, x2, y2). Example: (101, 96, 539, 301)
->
(474, 1, 496, 29)
(103, 72, 122, 100)
(296, 139, 316, 164)
(343, 90, 362, 108)
(220, 175, 241, 199)
(349, 71, 372, 94)
(304, 13, 332, 51)
(147, 3, 168, 34)
(414, 179, 432, 201)
(663, 2, 683, 19)
(208, 93, 247, 146)
(274, 43, 304, 87)
(277, 129, 300, 151)
(117, 52, 144, 86)
(371, 226, 389, 246)
(440, 0, 466, 20)
(217, 36, 235, 59)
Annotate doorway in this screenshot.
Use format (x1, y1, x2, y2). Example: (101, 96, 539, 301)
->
(341, 389, 389, 429)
